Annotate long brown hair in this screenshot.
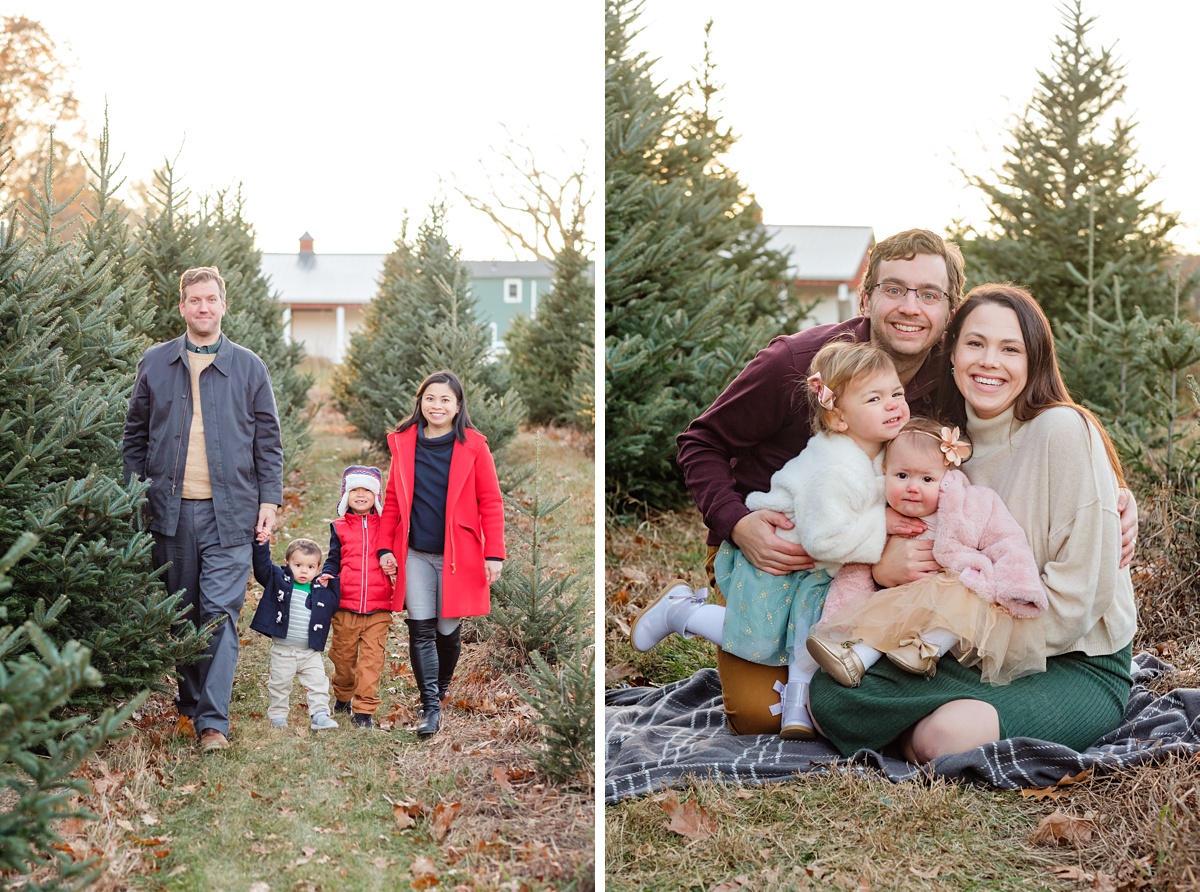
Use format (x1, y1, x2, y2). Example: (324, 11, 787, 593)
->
(941, 284, 1125, 486)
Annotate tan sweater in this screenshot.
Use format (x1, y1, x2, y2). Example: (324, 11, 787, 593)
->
(962, 404, 1136, 657)
(181, 351, 217, 499)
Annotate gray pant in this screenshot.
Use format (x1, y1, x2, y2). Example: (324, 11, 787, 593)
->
(405, 550, 460, 635)
(152, 499, 251, 736)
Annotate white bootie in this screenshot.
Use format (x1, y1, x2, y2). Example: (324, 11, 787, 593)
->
(770, 680, 815, 741)
(630, 580, 709, 652)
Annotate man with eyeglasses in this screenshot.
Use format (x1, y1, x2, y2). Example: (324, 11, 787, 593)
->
(673, 228, 1135, 735)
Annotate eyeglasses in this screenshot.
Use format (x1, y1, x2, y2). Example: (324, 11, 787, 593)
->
(873, 283, 950, 305)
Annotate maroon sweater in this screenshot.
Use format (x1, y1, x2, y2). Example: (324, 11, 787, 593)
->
(676, 317, 944, 546)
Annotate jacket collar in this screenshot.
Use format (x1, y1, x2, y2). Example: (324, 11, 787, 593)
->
(169, 333, 237, 375)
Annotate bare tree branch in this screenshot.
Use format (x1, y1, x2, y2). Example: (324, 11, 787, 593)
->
(454, 125, 592, 261)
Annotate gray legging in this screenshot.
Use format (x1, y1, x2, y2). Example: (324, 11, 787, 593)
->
(405, 550, 460, 635)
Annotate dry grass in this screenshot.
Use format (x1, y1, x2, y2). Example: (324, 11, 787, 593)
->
(23, 367, 596, 892)
(604, 491, 1200, 892)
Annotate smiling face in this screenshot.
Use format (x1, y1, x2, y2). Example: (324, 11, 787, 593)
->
(345, 486, 376, 515)
(827, 367, 910, 458)
(863, 254, 954, 380)
(287, 552, 320, 584)
(179, 279, 226, 346)
(884, 434, 946, 519)
(421, 382, 460, 436)
(951, 302, 1029, 420)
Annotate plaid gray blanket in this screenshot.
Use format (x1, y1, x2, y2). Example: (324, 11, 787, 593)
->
(604, 653, 1200, 803)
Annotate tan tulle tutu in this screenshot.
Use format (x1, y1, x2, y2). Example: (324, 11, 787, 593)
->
(811, 570, 1047, 685)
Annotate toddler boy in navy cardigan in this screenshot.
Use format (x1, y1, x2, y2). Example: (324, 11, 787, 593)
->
(251, 536, 341, 730)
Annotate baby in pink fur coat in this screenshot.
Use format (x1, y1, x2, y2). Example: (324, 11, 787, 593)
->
(807, 417, 1048, 687)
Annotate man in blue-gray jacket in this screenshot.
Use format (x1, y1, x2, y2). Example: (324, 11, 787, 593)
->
(123, 266, 284, 754)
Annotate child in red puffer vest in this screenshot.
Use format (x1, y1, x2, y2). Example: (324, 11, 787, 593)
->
(316, 466, 396, 729)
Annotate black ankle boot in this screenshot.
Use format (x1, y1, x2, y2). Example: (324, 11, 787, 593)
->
(406, 618, 441, 737)
(334, 698, 352, 715)
(435, 626, 462, 702)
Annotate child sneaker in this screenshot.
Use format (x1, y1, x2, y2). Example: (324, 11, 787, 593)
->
(310, 709, 338, 730)
(351, 713, 373, 729)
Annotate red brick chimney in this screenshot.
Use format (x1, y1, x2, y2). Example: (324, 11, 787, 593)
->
(300, 231, 314, 254)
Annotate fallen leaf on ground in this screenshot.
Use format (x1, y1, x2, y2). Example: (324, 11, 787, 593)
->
(248, 884, 269, 892)
(1051, 866, 1117, 891)
(1020, 787, 1064, 800)
(432, 801, 462, 842)
(412, 855, 437, 876)
(1056, 768, 1092, 786)
(711, 876, 751, 892)
(658, 790, 716, 840)
(909, 865, 940, 879)
(1031, 810, 1095, 846)
(493, 767, 515, 792)
(621, 567, 648, 584)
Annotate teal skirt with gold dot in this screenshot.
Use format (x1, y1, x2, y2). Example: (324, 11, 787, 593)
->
(713, 540, 833, 666)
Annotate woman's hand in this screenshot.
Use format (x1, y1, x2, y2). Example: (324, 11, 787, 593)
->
(486, 559, 503, 586)
(871, 536, 941, 587)
(1117, 488, 1138, 569)
(731, 510, 815, 575)
(885, 506, 927, 537)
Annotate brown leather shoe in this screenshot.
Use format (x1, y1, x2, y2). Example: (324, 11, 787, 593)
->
(805, 637, 866, 687)
(199, 729, 230, 753)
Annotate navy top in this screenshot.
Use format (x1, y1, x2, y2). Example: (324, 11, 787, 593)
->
(409, 422, 454, 553)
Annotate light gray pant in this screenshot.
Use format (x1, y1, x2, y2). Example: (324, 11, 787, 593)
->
(405, 550, 460, 635)
(152, 499, 251, 737)
(267, 643, 331, 721)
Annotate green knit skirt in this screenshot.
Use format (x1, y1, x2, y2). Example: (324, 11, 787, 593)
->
(808, 644, 1133, 756)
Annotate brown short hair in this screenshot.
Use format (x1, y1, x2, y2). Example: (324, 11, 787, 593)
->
(805, 340, 899, 435)
(860, 229, 965, 310)
(179, 266, 226, 302)
(285, 538, 322, 562)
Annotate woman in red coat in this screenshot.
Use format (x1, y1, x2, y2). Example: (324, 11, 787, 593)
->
(378, 370, 506, 736)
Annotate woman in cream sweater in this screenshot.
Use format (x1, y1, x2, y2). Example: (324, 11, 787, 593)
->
(809, 284, 1136, 762)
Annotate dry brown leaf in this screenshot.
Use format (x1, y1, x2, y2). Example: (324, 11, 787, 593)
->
(1056, 768, 1093, 787)
(493, 766, 515, 792)
(612, 615, 632, 636)
(432, 802, 462, 842)
(621, 567, 648, 584)
(412, 855, 438, 876)
(855, 877, 872, 891)
(711, 877, 750, 892)
(605, 663, 636, 685)
(658, 790, 716, 841)
(1031, 810, 1095, 846)
(140, 814, 159, 826)
(909, 865, 940, 879)
(1020, 787, 1064, 800)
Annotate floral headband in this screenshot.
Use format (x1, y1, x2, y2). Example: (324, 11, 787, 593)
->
(807, 372, 835, 410)
(898, 424, 972, 467)
(937, 426, 971, 467)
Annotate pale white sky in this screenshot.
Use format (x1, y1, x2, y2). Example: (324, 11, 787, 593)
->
(20, 1, 598, 258)
(633, 0, 1200, 253)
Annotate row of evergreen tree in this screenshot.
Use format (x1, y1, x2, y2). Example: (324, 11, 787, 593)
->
(605, 0, 1200, 513)
(2, 116, 595, 882)
(0, 119, 317, 884)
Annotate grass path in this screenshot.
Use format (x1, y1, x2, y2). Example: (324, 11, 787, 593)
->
(62, 379, 595, 891)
